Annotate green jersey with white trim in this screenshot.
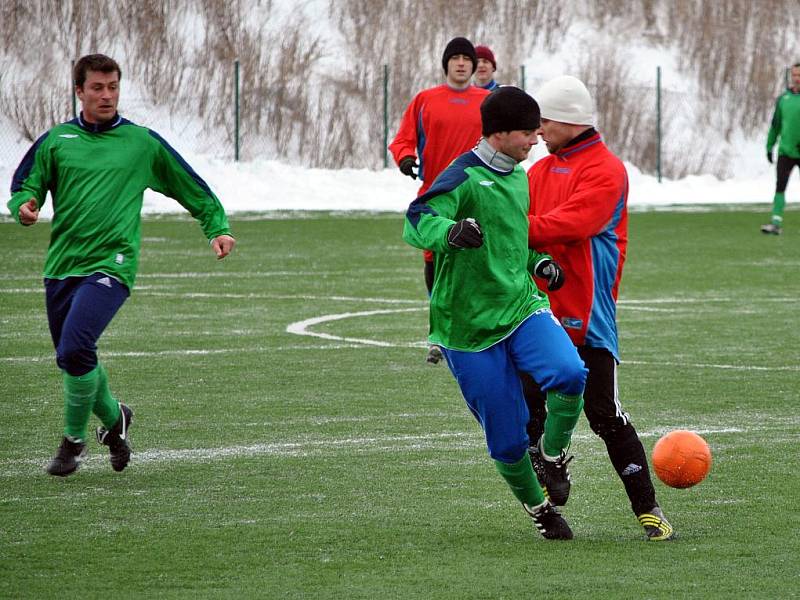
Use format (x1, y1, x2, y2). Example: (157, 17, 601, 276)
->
(8, 114, 231, 289)
(403, 141, 551, 352)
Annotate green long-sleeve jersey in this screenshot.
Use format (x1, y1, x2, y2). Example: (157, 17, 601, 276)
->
(7, 114, 232, 289)
(403, 141, 551, 352)
(767, 89, 800, 159)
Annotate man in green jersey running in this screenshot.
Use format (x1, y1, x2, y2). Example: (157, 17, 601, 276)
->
(762, 63, 800, 235)
(403, 87, 587, 539)
(7, 54, 235, 477)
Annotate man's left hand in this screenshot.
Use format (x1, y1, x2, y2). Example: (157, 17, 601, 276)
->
(534, 259, 565, 291)
(211, 234, 236, 259)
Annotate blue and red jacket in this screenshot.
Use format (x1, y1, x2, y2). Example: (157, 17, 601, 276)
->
(527, 130, 628, 360)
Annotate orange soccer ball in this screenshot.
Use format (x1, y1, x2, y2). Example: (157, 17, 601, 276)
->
(651, 430, 712, 489)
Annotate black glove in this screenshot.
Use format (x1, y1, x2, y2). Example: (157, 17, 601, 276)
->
(767, 150, 773, 164)
(399, 156, 418, 180)
(447, 218, 483, 248)
(534, 259, 565, 291)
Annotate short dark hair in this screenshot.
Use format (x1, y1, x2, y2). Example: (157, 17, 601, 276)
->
(793, 63, 800, 69)
(73, 54, 121, 88)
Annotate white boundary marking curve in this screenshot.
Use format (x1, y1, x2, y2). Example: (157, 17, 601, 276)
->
(283, 307, 800, 371)
(286, 307, 426, 348)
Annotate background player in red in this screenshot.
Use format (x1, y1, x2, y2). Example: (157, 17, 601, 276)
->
(389, 37, 489, 364)
(473, 45, 499, 91)
(524, 75, 673, 541)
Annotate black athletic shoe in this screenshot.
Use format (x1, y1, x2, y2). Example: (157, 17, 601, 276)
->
(46, 437, 87, 477)
(523, 500, 573, 540)
(96, 403, 133, 472)
(760, 223, 782, 235)
(528, 441, 573, 506)
(426, 345, 444, 364)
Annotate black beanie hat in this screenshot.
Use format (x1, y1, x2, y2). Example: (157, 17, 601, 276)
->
(480, 86, 541, 136)
(442, 37, 477, 75)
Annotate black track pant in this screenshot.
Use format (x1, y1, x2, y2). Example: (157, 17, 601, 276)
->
(424, 260, 434, 295)
(775, 154, 800, 193)
(522, 346, 657, 516)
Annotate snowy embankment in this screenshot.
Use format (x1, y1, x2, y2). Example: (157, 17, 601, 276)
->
(0, 145, 791, 219)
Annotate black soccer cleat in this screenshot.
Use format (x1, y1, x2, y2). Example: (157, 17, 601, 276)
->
(96, 403, 133, 472)
(524, 500, 573, 540)
(638, 506, 674, 541)
(528, 440, 574, 506)
(46, 437, 87, 477)
(426, 344, 444, 364)
(760, 223, 782, 235)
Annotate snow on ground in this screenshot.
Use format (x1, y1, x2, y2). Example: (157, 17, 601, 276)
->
(1, 132, 795, 219)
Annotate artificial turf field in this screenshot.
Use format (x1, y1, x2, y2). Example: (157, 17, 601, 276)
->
(1, 208, 798, 599)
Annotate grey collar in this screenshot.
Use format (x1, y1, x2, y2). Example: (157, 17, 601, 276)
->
(473, 138, 516, 172)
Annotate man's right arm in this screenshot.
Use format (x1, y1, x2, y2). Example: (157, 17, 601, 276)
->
(767, 96, 782, 158)
(7, 132, 52, 225)
(402, 162, 474, 252)
(403, 196, 456, 253)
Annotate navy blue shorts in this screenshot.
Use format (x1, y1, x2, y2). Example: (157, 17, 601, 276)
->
(45, 273, 130, 376)
(443, 310, 587, 463)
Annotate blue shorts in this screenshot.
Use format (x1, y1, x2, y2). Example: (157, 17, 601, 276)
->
(443, 310, 587, 463)
(45, 273, 130, 376)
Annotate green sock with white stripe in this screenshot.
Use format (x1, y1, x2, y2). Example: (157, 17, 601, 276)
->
(772, 192, 785, 226)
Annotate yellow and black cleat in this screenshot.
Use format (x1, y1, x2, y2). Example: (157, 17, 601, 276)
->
(638, 507, 674, 541)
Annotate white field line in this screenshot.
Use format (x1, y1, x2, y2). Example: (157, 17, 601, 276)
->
(1, 280, 795, 307)
(2, 295, 797, 370)
(286, 307, 425, 348)
(283, 308, 800, 371)
(0, 345, 373, 363)
(0, 287, 426, 305)
(623, 360, 800, 371)
(0, 431, 477, 476)
(0, 425, 751, 478)
(136, 291, 426, 304)
(5, 348, 796, 372)
(0, 269, 415, 283)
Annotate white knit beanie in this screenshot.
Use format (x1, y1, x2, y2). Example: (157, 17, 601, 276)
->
(535, 75, 594, 125)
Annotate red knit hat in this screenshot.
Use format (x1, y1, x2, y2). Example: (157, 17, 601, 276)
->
(475, 45, 496, 71)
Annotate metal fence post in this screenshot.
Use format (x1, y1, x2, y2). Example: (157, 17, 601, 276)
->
(383, 64, 389, 168)
(71, 59, 76, 118)
(656, 65, 662, 183)
(234, 59, 240, 162)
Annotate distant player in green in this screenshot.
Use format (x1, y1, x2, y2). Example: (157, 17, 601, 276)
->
(762, 63, 800, 235)
(403, 87, 587, 539)
(7, 54, 236, 477)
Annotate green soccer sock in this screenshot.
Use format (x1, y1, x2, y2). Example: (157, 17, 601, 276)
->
(772, 192, 785, 225)
(494, 453, 546, 508)
(541, 391, 584, 458)
(92, 363, 121, 429)
(63, 366, 101, 441)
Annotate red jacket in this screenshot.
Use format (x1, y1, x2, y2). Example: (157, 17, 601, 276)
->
(527, 132, 628, 359)
(389, 84, 488, 197)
